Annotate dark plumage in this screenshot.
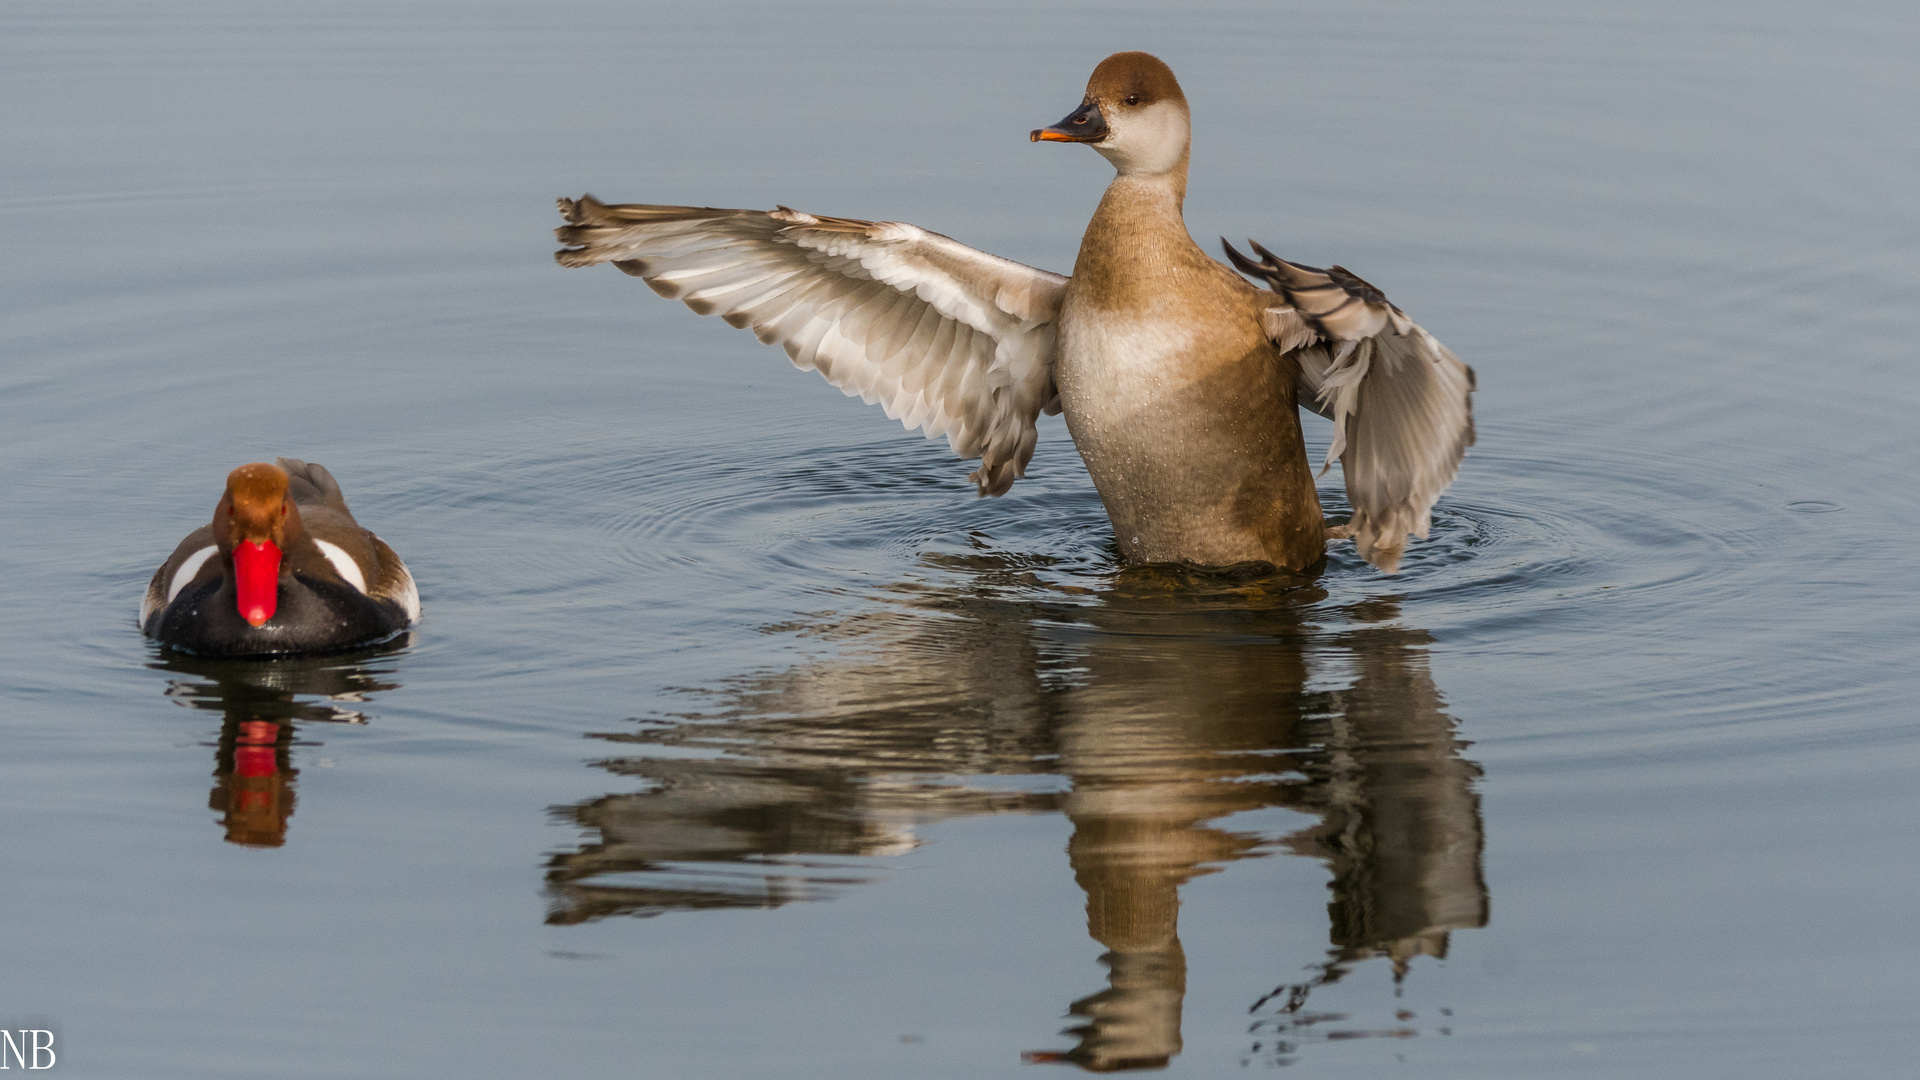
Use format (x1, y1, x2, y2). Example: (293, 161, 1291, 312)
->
(141, 459, 418, 657)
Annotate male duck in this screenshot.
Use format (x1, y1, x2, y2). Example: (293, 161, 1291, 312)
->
(142, 459, 419, 656)
(555, 51, 1474, 572)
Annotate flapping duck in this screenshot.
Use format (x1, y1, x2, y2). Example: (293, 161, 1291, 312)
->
(555, 51, 1473, 572)
(141, 459, 419, 656)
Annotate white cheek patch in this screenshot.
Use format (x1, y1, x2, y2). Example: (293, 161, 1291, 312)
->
(314, 539, 369, 594)
(166, 546, 218, 603)
(1096, 101, 1189, 177)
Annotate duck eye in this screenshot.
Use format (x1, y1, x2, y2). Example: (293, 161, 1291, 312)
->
(1125, 94, 1140, 106)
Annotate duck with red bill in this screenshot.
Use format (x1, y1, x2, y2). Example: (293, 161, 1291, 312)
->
(231, 538, 282, 627)
(141, 459, 419, 657)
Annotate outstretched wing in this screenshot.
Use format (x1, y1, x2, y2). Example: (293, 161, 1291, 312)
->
(557, 196, 1068, 495)
(1225, 239, 1476, 572)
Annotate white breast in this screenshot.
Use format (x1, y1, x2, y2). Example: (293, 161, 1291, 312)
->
(1055, 308, 1202, 443)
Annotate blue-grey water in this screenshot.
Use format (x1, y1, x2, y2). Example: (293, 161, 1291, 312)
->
(4, 1, 1918, 1076)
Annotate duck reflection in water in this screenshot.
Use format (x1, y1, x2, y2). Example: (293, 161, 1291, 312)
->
(150, 643, 405, 848)
(547, 563, 1484, 1071)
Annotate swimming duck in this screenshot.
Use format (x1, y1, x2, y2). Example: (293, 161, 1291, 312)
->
(141, 459, 419, 656)
(555, 51, 1474, 572)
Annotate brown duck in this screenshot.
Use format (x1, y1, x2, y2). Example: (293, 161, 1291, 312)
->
(555, 51, 1474, 572)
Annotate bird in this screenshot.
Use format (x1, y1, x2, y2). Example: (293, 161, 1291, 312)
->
(553, 50, 1474, 573)
(141, 459, 419, 656)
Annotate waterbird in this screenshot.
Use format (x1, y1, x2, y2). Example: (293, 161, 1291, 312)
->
(554, 51, 1474, 572)
(141, 459, 419, 656)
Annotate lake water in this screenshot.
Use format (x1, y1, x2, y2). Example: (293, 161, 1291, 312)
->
(4, 1, 1917, 1076)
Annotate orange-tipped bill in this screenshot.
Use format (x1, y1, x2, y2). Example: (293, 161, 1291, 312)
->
(1031, 101, 1108, 143)
(232, 539, 282, 627)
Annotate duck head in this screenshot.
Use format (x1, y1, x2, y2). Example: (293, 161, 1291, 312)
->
(213, 462, 297, 627)
(1032, 51, 1191, 179)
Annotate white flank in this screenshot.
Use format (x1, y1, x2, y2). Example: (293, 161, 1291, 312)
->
(391, 564, 421, 623)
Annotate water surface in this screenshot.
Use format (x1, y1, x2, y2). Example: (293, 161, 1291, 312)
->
(3, 1, 1918, 1076)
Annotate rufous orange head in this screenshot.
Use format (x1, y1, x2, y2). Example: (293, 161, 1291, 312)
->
(220, 463, 292, 627)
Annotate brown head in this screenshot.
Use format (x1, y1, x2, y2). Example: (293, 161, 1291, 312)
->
(1031, 52, 1192, 178)
(1084, 51, 1187, 113)
(214, 462, 298, 627)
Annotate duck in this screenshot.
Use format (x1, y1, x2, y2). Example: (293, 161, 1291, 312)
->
(141, 459, 420, 656)
(554, 51, 1474, 572)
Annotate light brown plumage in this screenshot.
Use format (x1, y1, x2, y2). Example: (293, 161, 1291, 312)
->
(555, 51, 1475, 572)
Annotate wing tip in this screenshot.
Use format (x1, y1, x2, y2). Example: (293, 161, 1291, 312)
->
(556, 194, 607, 225)
(967, 460, 1022, 497)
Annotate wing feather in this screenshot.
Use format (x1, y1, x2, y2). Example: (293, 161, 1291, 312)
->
(1224, 239, 1476, 572)
(558, 196, 1067, 496)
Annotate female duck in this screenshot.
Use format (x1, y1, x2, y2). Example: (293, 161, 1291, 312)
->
(555, 51, 1473, 572)
(141, 459, 419, 656)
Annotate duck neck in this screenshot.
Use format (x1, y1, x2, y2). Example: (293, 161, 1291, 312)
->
(1073, 156, 1197, 300)
(1107, 146, 1189, 213)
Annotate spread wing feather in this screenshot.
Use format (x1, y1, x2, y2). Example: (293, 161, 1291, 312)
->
(1225, 239, 1476, 573)
(556, 196, 1068, 495)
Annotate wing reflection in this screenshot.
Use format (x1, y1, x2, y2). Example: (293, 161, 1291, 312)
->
(547, 563, 1485, 1070)
(149, 642, 405, 847)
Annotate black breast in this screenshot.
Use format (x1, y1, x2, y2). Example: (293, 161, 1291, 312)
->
(151, 572, 408, 657)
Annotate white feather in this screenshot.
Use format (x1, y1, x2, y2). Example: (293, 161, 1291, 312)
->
(166, 545, 217, 603)
(555, 199, 1067, 495)
(389, 564, 421, 623)
(314, 539, 368, 594)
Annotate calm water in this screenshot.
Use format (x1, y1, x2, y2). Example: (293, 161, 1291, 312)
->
(4, 1, 1918, 1076)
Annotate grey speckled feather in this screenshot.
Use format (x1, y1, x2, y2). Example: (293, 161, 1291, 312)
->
(1226, 241, 1477, 572)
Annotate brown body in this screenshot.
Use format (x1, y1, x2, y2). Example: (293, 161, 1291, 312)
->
(1051, 54, 1324, 570)
(1058, 178, 1324, 569)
